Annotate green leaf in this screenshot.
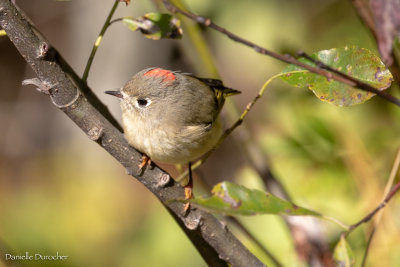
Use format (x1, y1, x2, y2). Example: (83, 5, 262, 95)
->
(281, 46, 393, 106)
(187, 181, 321, 217)
(122, 17, 139, 32)
(0, 30, 6, 36)
(122, 13, 182, 40)
(334, 235, 355, 267)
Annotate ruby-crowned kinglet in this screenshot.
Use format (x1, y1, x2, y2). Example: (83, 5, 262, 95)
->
(105, 68, 239, 168)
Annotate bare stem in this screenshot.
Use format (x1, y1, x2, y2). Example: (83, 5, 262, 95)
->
(361, 227, 376, 267)
(82, 0, 120, 83)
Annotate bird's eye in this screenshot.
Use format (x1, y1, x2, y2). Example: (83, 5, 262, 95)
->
(136, 98, 151, 108)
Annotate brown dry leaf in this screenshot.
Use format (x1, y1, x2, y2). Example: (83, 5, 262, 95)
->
(370, 0, 400, 65)
(120, 0, 130, 6)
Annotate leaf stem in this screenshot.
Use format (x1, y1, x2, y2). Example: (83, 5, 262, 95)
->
(82, 0, 120, 83)
(322, 215, 350, 230)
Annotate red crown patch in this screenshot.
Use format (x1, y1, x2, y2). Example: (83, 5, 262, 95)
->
(144, 68, 176, 84)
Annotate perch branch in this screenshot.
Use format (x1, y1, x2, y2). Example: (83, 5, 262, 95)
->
(0, 1, 265, 266)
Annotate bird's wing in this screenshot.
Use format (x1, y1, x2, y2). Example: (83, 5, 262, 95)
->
(189, 76, 241, 96)
(190, 76, 240, 119)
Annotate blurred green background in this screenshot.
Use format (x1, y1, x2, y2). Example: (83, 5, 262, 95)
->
(1, 0, 399, 266)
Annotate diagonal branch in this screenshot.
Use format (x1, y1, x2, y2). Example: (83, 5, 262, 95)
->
(345, 148, 400, 237)
(346, 179, 400, 234)
(361, 148, 400, 266)
(162, 0, 400, 107)
(0, 1, 265, 266)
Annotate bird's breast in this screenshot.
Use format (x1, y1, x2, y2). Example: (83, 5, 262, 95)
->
(121, 111, 222, 164)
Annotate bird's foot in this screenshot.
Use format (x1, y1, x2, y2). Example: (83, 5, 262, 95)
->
(138, 154, 152, 170)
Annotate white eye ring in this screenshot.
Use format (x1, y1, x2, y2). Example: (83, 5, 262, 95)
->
(135, 98, 151, 108)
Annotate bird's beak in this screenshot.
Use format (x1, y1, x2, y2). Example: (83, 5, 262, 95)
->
(104, 90, 123, 98)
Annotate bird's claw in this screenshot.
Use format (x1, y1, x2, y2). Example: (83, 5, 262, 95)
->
(138, 154, 152, 170)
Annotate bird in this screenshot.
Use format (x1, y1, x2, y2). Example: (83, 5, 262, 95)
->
(105, 67, 240, 208)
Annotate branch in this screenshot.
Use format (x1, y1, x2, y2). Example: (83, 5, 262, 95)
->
(166, 1, 334, 263)
(361, 148, 400, 266)
(0, 1, 265, 266)
(162, 0, 400, 107)
(297, 51, 400, 105)
(346, 177, 400, 235)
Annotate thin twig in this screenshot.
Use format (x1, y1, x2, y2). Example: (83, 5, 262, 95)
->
(82, 0, 120, 83)
(361, 148, 400, 266)
(321, 215, 349, 230)
(298, 51, 400, 105)
(346, 180, 400, 235)
(162, 0, 400, 107)
(361, 227, 376, 267)
(176, 71, 290, 183)
(217, 72, 291, 146)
